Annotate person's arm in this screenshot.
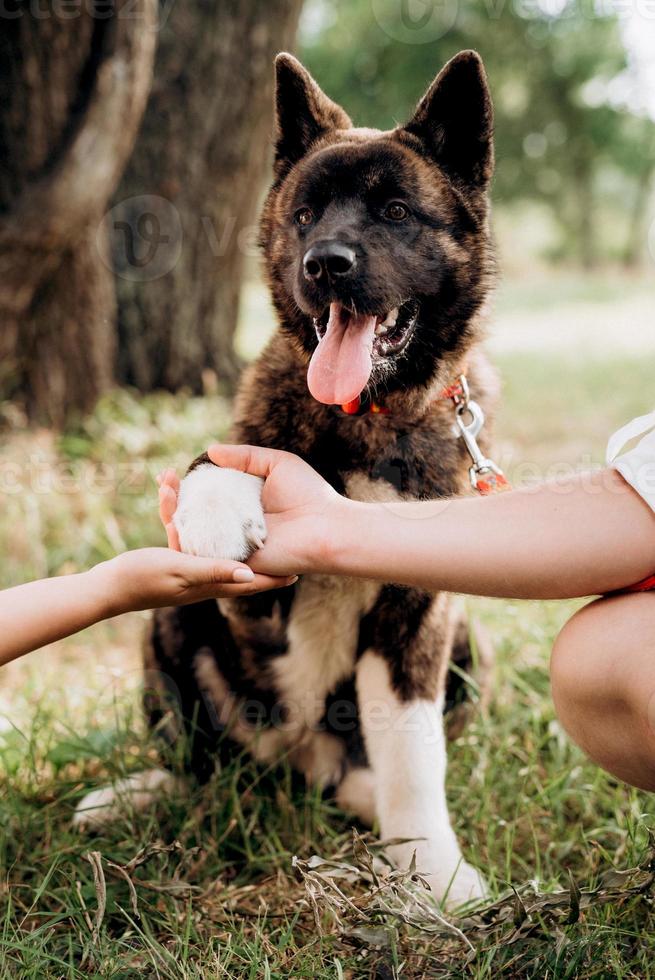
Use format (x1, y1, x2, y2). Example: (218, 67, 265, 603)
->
(328, 470, 655, 598)
(0, 547, 295, 667)
(205, 444, 655, 600)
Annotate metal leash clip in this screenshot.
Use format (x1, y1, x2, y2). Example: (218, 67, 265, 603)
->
(450, 375, 510, 495)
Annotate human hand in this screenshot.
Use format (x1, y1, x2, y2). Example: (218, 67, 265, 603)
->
(97, 545, 297, 617)
(157, 468, 183, 549)
(153, 467, 295, 597)
(206, 444, 350, 577)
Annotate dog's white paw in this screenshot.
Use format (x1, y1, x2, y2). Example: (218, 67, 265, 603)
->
(173, 463, 266, 562)
(438, 859, 488, 908)
(390, 839, 487, 908)
(335, 767, 377, 826)
(73, 768, 178, 831)
(291, 732, 346, 790)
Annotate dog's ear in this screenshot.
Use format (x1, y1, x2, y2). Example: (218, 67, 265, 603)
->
(403, 50, 493, 189)
(273, 53, 351, 177)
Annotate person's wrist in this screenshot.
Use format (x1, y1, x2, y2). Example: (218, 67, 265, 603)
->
(316, 496, 365, 575)
(87, 556, 130, 619)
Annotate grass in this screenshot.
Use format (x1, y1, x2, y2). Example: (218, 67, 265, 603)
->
(1, 268, 655, 978)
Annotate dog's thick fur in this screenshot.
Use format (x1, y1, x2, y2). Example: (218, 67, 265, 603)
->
(76, 51, 498, 905)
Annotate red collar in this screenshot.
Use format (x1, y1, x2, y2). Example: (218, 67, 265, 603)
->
(341, 396, 389, 415)
(340, 371, 468, 416)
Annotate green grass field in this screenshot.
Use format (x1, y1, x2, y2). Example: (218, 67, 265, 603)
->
(1, 269, 654, 978)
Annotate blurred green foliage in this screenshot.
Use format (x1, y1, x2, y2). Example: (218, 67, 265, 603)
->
(299, 0, 655, 267)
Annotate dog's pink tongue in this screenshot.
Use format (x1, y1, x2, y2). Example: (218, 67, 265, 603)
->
(307, 302, 376, 405)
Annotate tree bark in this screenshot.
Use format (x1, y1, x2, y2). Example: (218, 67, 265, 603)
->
(114, 0, 304, 395)
(0, 0, 156, 427)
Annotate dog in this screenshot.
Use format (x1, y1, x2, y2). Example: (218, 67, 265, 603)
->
(75, 50, 498, 906)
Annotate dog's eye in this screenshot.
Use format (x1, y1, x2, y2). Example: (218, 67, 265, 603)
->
(294, 207, 314, 227)
(384, 201, 409, 222)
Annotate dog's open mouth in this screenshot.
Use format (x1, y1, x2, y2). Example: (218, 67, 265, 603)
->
(307, 300, 418, 405)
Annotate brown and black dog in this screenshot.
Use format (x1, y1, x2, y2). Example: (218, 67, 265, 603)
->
(76, 50, 498, 906)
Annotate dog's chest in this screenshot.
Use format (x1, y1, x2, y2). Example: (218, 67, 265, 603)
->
(272, 572, 380, 728)
(270, 473, 400, 728)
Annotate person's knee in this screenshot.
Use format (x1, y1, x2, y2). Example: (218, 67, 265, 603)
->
(550, 616, 578, 706)
(551, 596, 655, 789)
(550, 600, 638, 746)
(551, 603, 611, 713)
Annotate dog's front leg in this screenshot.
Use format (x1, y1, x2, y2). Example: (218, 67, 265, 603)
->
(356, 648, 486, 907)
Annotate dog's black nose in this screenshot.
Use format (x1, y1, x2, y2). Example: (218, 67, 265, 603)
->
(303, 242, 356, 281)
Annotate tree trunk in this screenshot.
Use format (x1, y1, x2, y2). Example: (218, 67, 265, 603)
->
(0, 0, 156, 427)
(574, 159, 595, 271)
(115, 0, 303, 395)
(623, 131, 655, 268)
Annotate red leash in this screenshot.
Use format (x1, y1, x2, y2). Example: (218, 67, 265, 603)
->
(340, 372, 511, 496)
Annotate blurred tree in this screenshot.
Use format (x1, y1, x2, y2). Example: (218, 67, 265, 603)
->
(0, 0, 156, 427)
(300, 0, 654, 267)
(618, 119, 655, 267)
(114, 0, 304, 395)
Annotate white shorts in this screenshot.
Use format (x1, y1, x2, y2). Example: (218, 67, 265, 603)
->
(607, 411, 655, 514)
(607, 411, 655, 594)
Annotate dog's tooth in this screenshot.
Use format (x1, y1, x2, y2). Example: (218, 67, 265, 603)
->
(381, 307, 399, 327)
(375, 322, 388, 335)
